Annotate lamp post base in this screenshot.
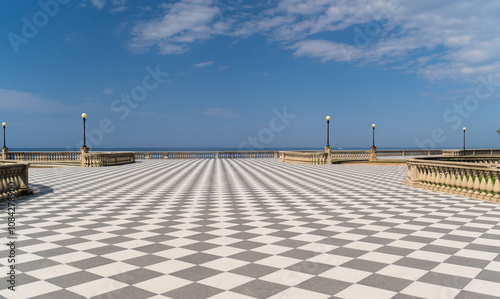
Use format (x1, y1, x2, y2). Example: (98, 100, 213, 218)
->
(2, 146, 8, 160)
(369, 146, 377, 162)
(325, 146, 332, 164)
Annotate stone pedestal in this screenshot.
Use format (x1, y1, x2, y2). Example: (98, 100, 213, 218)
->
(2, 147, 8, 160)
(325, 146, 332, 164)
(80, 147, 89, 167)
(369, 146, 377, 162)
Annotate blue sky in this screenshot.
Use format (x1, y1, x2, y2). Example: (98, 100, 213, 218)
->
(1, 0, 500, 150)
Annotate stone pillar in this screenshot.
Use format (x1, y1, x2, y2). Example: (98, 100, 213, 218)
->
(80, 147, 89, 167)
(325, 146, 332, 164)
(1, 147, 7, 160)
(369, 146, 377, 162)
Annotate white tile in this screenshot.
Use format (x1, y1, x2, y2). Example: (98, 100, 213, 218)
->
(208, 291, 255, 299)
(0, 281, 60, 298)
(68, 278, 128, 297)
(319, 266, 371, 283)
(102, 249, 145, 261)
(256, 256, 300, 268)
(135, 275, 191, 293)
(86, 261, 138, 276)
(49, 251, 95, 264)
(376, 265, 427, 281)
(204, 246, 245, 257)
(145, 260, 193, 274)
(261, 269, 314, 286)
(464, 278, 500, 297)
(407, 250, 449, 263)
(359, 252, 402, 264)
(153, 248, 197, 259)
(27, 264, 81, 279)
(200, 272, 253, 290)
(336, 284, 396, 299)
(269, 287, 330, 299)
(432, 263, 482, 278)
(401, 281, 460, 299)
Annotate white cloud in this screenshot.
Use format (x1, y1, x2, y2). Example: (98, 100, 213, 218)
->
(103, 88, 114, 95)
(129, 0, 227, 54)
(218, 65, 230, 71)
(204, 108, 238, 118)
(0, 89, 73, 113)
(91, 0, 106, 10)
(195, 61, 214, 68)
(128, 0, 500, 82)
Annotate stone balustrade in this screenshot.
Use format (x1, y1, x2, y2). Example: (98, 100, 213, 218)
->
(280, 151, 328, 164)
(0, 162, 30, 199)
(405, 156, 500, 202)
(442, 149, 500, 157)
(134, 151, 279, 160)
(81, 152, 135, 167)
(6, 152, 81, 162)
(331, 151, 371, 159)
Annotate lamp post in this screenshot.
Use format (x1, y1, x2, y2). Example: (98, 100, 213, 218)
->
(2, 122, 7, 160)
(326, 116, 331, 148)
(370, 123, 377, 162)
(372, 124, 376, 147)
(2, 122, 6, 148)
(82, 113, 87, 148)
(463, 127, 466, 156)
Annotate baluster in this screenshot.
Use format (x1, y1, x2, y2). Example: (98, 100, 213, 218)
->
(479, 171, 488, 199)
(493, 172, 500, 202)
(444, 167, 451, 191)
(449, 169, 457, 192)
(472, 170, 481, 197)
(466, 170, 474, 195)
(454, 169, 463, 195)
(485, 171, 494, 201)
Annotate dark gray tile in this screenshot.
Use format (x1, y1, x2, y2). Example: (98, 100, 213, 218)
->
(229, 251, 270, 262)
(296, 277, 351, 296)
(164, 283, 223, 299)
(32, 290, 86, 299)
(171, 266, 222, 281)
(419, 272, 471, 289)
(476, 270, 500, 283)
(178, 252, 219, 265)
(395, 257, 440, 270)
(134, 243, 173, 253)
(110, 268, 164, 284)
(359, 274, 413, 292)
(68, 257, 115, 270)
(341, 259, 387, 272)
(328, 247, 367, 258)
(17, 259, 59, 272)
(87, 245, 124, 256)
(231, 279, 287, 299)
(279, 249, 320, 260)
(286, 261, 332, 275)
(230, 263, 279, 278)
(455, 290, 500, 299)
(230, 241, 266, 250)
(47, 271, 101, 288)
(444, 256, 490, 268)
(34, 247, 76, 258)
(122, 254, 168, 267)
(94, 286, 156, 299)
(184, 242, 219, 252)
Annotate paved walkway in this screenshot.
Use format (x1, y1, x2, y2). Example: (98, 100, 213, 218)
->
(1, 159, 500, 299)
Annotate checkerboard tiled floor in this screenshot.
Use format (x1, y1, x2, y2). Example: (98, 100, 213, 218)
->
(1, 159, 500, 299)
